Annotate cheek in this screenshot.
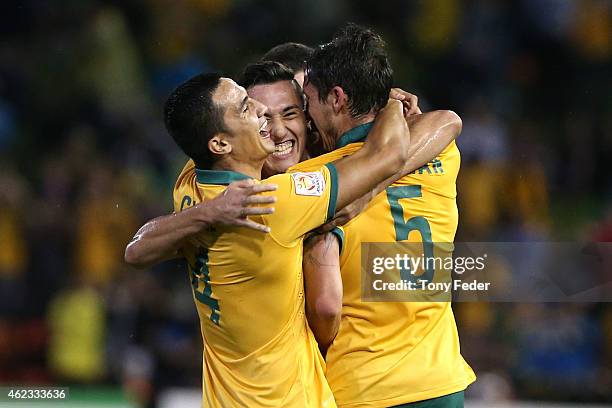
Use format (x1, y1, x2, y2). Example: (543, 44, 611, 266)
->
(313, 105, 329, 125)
(288, 121, 303, 138)
(309, 105, 321, 121)
(308, 109, 319, 125)
(293, 127, 307, 151)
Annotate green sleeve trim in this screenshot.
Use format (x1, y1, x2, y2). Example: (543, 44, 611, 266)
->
(330, 227, 345, 255)
(325, 163, 338, 222)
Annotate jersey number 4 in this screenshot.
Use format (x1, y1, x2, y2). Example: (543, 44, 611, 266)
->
(192, 248, 220, 325)
(386, 185, 435, 283)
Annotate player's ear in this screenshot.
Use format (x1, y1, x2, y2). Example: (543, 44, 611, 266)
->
(208, 134, 232, 156)
(329, 86, 347, 115)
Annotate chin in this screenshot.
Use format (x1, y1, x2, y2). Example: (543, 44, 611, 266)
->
(279, 152, 300, 168)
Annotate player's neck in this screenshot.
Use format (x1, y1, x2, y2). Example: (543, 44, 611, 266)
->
(335, 113, 376, 143)
(211, 159, 263, 180)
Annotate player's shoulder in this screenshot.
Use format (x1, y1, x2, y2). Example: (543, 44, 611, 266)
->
(441, 140, 460, 159)
(289, 157, 327, 173)
(264, 169, 328, 198)
(438, 139, 461, 170)
(412, 140, 460, 177)
(289, 145, 357, 172)
(261, 172, 292, 190)
(175, 159, 196, 189)
(173, 159, 197, 211)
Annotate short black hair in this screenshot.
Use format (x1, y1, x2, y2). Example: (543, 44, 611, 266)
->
(305, 23, 393, 118)
(239, 61, 294, 89)
(239, 61, 305, 107)
(261, 42, 314, 74)
(164, 73, 227, 169)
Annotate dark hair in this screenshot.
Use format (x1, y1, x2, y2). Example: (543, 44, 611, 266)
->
(261, 42, 314, 74)
(239, 61, 305, 107)
(164, 73, 226, 169)
(305, 23, 393, 118)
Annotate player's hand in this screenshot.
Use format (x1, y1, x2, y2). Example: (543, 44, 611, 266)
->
(316, 191, 373, 233)
(204, 179, 277, 233)
(390, 88, 422, 117)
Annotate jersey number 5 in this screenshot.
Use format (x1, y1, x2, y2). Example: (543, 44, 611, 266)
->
(386, 185, 434, 283)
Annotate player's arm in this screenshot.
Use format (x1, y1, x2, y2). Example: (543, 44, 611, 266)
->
(357, 109, 461, 205)
(125, 179, 277, 268)
(390, 87, 461, 176)
(333, 99, 410, 210)
(321, 109, 462, 231)
(303, 232, 342, 355)
(401, 109, 461, 174)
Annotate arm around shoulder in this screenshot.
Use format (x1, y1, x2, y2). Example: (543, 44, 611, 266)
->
(125, 179, 277, 268)
(332, 99, 409, 211)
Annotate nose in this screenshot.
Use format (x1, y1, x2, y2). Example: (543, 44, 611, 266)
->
(269, 116, 288, 142)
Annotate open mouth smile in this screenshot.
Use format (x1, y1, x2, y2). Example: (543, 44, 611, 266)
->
(272, 140, 295, 158)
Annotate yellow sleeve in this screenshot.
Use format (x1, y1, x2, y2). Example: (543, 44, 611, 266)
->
(171, 160, 200, 261)
(173, 160, 197, 213)
(288, 146, 355, 173)
(263, 163, 338, 245)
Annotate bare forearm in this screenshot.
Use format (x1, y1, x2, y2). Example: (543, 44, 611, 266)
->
(303, 233, 342, 352)
(308, 306, 341, 355)
(125, 207, 210, 268)
(402, 110, 461, 175)
(334, 100, 409, 210)
(363, 110, 461, 198)
(125, 179, 277, 269)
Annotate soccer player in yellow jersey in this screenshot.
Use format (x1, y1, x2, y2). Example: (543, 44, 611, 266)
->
(156, 69, 417, 407)
(126, 38, 465, 407)
(289, 24, 476, 407)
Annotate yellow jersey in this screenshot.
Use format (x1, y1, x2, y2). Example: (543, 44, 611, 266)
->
(173, 160, 338, 408)
(289, 123, 475, 407)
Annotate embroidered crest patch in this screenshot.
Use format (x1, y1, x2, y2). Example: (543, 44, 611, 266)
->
(291, 172, 325, 196)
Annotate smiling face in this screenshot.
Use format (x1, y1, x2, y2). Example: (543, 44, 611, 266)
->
(212, 78, 275, 164)
(247, 80, 308, 176)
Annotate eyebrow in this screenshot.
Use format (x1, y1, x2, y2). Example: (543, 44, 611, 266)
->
(282, 105, 302, 113)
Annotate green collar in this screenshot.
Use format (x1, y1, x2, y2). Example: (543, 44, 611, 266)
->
(335, 122, 374, 149)
(195, 169, 252, 185)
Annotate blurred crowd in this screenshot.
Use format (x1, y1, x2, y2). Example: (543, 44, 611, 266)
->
(0, 0, 611, 406)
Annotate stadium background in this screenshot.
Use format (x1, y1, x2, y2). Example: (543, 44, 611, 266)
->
(0, 0, 611, 406)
